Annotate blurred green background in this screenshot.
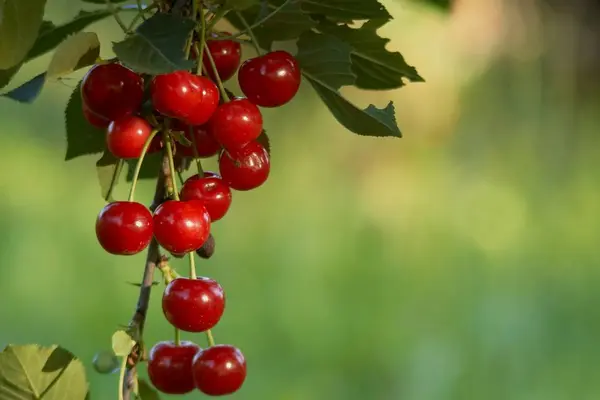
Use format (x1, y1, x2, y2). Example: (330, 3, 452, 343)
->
(2, 0, 600, 399)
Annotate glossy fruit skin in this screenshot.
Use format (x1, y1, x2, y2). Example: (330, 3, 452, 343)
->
(106, 116, 153, 159)
(81, 63, 144, 122)
(219, 141, 270, 191)
(147, 341, 201, 395)
(238, 50, 301, 107)
(95, 202, 153, 255)
(153, 200, 211, 254)
(202, 33, 242, 82)
(162, 277, 225, 332)
(151, 71, 219, 126)
(208, 98, 263, 150)
(82, 103, 111, 128)
(171, 120, 221, 158)
(180, 173, 232, 221)
(192, 345, 246, 396)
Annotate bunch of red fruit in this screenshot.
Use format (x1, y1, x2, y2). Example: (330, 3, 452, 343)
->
(88, 34, 301, 396)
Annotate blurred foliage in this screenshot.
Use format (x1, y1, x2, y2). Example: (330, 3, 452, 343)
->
(1, 0, 600, 399)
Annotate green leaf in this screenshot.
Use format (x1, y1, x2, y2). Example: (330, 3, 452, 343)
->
(0, 10, 112, 90)
(316, 19, 424, 90)
(96, 151, 123, 202)
(47, 32, 100, 78)
(113, 13, 195, 75)
(225, 0, 260, 10)
(138, 378, 161, 400)
(297, 31, 401, 137)
(111, 331, 135, 357)
(226, 0, 316, 49)
(0, 0, 47, 69)
(126, 152, 162, 181)
(0, 344, 89, 400)
(65, 81, 106, 160)
(302, 0, 390, 21)
(1, 73, 46, 103)
(82, 0, 129, 3)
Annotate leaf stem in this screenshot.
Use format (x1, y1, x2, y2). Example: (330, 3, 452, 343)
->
(127, 129, 160, 202)
(105, 159, 124, 202)
(235, 11, 262, 55)
(106, 0, 130, 33)
(227, 0, 292, 40)
(164, 132, 180, 200)
(118, 356, 128, 400)
(202, 44, 230, 102)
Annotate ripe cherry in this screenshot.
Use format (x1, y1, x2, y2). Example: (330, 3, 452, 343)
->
(162, 277, 225, 332)
(95, 201, 153, 255)
(81, 63, 144, 122)
(151, 71, 219, 126)
(238, 50, 301, 107)
(208, 98, 263, 150)
(106, 116, 153, 159)
(82, 103, 110, 128)
(219, 141, 270, 191)
(180, 173, 232, 221)
(202, 33, 242, 82)
(192, 345, 246, 396)
(171, 120, 221, 158)
(147, 341, 201, 395)
(153, 200, 211, 254)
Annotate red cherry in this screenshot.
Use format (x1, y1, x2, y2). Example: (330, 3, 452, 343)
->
(171, 120, 221, 158)
(162, 277, 225, 332)
(81, 63, 144, 121)
(106, 115, 153, 159)
(95, 201, 153, 255)
(147, 341, 200, 395)
(82, 103, 110, 128)
(180, 173, 232, 221)
(153, 200, 211, 254)
(219, 141, 270, 191)
(202, 33, 242, 82)
(192, 345, 246, 396)
(208, 98, 262, 150)
(151, 71, 219, 126)
(238, 50, 301, 107)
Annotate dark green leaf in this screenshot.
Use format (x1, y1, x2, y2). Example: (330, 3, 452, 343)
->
(126, 152, 162, 181)
(138, 378, 161, 400)
(0, 64, 21, 90)
(226, 0, 316, 50)
(113, 13, 195, 75)
(1, 73, 46, 103)
(225, 0, 260, 10)
(316, 19, 424, 90)
(412, 0, 451, 10)
(302, 0, 390, 21)
(47, 32, 100, 78)
(297, 31, 401, 137)
(256, 130, 271, 155)
(96, 151, 123, 202)
(0, 344, 89, 400)
(82, 0, 129, 3)
(0, 0, 47, 69)
(65, 81, 106, 160)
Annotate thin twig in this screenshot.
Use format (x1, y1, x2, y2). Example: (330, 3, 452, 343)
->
(121, 154, 170, 400)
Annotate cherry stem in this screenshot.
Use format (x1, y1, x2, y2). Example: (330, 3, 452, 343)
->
(118, 356, 128, 400)
(189, 252, 197, 279)
(196, 2, 206, 76)
(127, 129, 160, 202)
(188, 126, 204, 176)
(206, 329, 215, 347)
(226, 0, 292, 40)
(202, 44, 231, 102)
(164, 131, 181, 200)
(235, 11, 262, 55)
(127, 2, 156, 31)
(174, 327, 181, 346)
(206, 7, 228, 31)
(105, 159, 124, 202)
(105, 0, 130, 33)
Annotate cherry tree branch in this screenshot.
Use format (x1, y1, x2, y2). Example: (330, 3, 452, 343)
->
(122, 153, 170, 400)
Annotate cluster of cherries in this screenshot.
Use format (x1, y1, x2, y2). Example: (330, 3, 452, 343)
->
(87, 33, 301, 396)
